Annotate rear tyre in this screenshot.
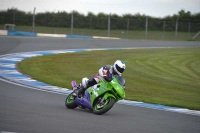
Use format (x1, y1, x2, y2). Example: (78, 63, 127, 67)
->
(65, 92, 78, 109)
(93, 97, 115, 115)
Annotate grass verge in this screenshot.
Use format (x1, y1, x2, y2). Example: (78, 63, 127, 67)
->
(17, 47, 200, 110)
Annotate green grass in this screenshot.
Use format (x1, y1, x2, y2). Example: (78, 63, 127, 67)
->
(1, 25, 199, 41)
(17, 47, 200, 110)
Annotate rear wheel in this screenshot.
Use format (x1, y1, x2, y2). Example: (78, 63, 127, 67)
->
(65, 92, 78, 109)
(93, 96, 115, 115)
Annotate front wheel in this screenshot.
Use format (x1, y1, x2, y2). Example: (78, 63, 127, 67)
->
(65, 92, 78, 109)
(93, 97, 115, 115)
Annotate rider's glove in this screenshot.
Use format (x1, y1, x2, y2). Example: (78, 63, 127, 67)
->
(105, 71, 112, 82)
(102, 66, 112, 82)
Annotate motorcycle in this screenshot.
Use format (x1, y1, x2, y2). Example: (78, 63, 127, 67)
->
(65, 75, 125, 115)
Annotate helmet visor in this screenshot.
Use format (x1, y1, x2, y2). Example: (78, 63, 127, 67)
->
(115, 64, 125, 74)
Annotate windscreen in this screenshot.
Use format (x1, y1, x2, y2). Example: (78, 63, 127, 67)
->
(113, 75, 125, 89)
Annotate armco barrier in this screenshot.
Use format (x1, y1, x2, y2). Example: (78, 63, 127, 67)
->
(66, 34, 93, 39)
(93, 36, 120, 39)
(8, 30, 37, 37)
(0, 30, 7, 36)
(37, 33, 66, 38)
(0, 30, 120, 39)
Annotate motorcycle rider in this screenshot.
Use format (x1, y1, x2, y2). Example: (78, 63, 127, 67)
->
(75, 60, 126, 97)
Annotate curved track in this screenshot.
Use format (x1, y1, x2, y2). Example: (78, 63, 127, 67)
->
(0, 36, 200, 133)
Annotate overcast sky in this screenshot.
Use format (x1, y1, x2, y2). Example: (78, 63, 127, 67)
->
(1, 0, 200, 17)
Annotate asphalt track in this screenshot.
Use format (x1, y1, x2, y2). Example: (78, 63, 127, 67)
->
(0, 36, 200, 133)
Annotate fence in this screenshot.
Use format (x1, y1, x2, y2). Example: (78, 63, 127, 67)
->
(1, 12, 200, 41)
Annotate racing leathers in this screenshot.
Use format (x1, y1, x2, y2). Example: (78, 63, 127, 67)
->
(76, 65, 115, 97)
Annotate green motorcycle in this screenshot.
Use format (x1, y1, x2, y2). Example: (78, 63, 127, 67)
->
(65, 75, 125, 115)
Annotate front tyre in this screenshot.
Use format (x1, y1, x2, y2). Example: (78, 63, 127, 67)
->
(65, 92, 78, 109)
(93, 97, 115, 115)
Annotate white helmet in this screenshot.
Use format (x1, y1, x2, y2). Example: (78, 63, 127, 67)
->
(113, 60, 126, 75)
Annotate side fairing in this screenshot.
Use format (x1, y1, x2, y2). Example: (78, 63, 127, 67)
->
(110, 78, 125, 99)
(87, 82, 110, 106)
(87, 78, 125, 107)
(75, 90, 92, 109)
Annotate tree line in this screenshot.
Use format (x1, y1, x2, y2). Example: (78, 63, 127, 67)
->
(0, 8, 200, 32)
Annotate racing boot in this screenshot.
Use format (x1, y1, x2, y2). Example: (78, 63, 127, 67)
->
(76, 84, 85, 97)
